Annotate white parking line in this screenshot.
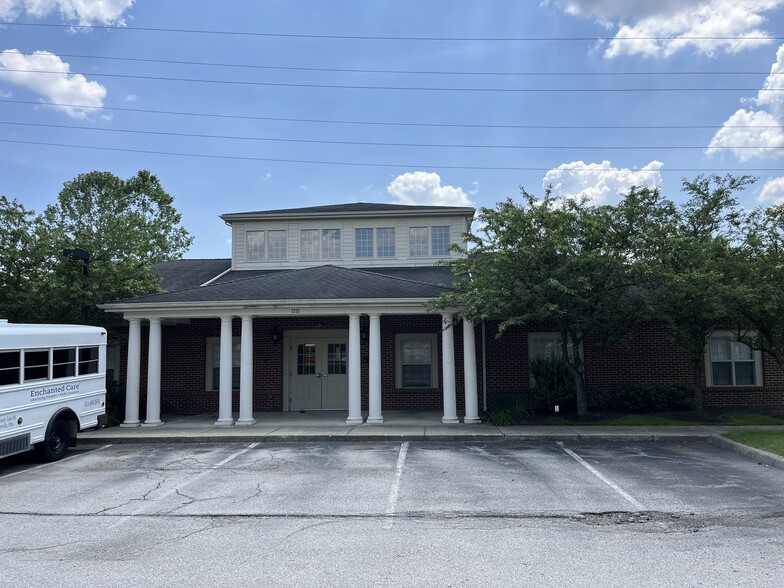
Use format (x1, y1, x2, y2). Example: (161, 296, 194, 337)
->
(557, 441, 646, 511)
(0, 444, 113, 480)
(110, 442, 259, 527)
(384, 441, 409, 528)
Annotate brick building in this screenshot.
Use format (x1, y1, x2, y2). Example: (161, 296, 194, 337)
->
(100, 203, 784, 426)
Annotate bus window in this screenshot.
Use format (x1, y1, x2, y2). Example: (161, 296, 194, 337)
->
(0, 350, 20, 386)
(24, 350, 49, 382)
(53, 348, 76, 379)
(79, 347, 99, 375)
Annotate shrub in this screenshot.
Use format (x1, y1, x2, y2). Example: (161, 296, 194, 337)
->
(529, 356, 575, 411)
(614, 383, 694, 412)
(488, 394, 530, 426)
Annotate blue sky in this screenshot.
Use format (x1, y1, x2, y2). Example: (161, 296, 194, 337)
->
(1, 0, 784, 258)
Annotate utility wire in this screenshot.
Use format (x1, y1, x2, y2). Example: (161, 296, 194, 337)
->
(2, 138, 782, 172)
(1, 120, 781, 151)
(0, 67, 781, 92)
(1, 50, 780, 78)
(2, 99, 781, 130)
(2, 21, 783, 42)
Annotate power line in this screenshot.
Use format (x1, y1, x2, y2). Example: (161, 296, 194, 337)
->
(2, 50, 779, 78)
(2, 119, 781, 151)
(1, 67, 781, 93)
(3, 21, 783, 42)
(2, 98, 782, 131)
(2, 138, 782, 172)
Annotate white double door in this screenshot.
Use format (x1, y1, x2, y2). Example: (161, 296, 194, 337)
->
(289, 334, 349, 411)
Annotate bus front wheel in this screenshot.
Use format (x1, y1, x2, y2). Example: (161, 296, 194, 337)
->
(36, 419, 71, 462)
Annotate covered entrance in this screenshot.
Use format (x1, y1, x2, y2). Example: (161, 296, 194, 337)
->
(288, 332, 348, 411)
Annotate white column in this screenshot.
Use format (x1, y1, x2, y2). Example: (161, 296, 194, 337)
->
(463, 319, 480, 424)
(215, 315, 235, 426)
(441, 313, 458, 424)
(142, 317, 163, 427)
(121, 318, 141, 427)
(236, 315, 255, 425)
(367, 313, 383, 424)
(346, 313, 363, 424)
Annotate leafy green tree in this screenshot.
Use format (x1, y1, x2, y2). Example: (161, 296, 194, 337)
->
(0, 170, 193, 325)
(725, 202, 784, 371)
(0, 196, 49, 322)
(433, 189, 644, 417)
(636, 175, 754, 419)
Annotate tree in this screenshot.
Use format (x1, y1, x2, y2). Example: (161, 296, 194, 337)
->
(635, 175, 754, 419)
(724, 201, 784, 371)
(0, 170, 193, 325)
(0, 196, 49, 322)
(433, 189, 644, 417)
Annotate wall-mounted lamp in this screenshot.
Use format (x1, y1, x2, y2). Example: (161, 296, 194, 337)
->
(271, 327, 281, 343)
(360, 326, 368, 341)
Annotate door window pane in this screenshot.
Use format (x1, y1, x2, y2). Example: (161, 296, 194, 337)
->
(328, 343, 347, 374)
(297, 344, 317, 375)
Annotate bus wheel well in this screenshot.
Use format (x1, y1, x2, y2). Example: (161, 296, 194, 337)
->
(49, 410, 79, 447)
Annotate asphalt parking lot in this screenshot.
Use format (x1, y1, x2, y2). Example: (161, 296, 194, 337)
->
(1, 440, 783, 587)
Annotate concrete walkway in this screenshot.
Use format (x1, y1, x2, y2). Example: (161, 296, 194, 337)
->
(80, 410, 784, 443)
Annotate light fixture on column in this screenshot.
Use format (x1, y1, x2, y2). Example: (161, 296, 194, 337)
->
(271, 327, 281, 343)
(360, 326, 368, 341)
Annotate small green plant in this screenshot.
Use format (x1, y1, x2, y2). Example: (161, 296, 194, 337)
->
(488, 394, 530, 426)
(529, 356, 575, 411)
(614, 383, 694, 412)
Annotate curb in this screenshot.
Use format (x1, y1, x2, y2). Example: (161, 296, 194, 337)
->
(707, 436, 784, 470)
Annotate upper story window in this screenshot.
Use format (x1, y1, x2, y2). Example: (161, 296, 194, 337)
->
(355, 228, 374, 258)
(246, 230, 287, 262)
(355, 227, 397, 259)
(409, 226, 451, 258)
(301, 228, 341, 261)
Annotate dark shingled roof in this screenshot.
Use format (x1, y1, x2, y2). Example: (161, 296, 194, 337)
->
(123, 264, 460, 305)
(222, 202, 473, 217)
(152, 258, 232, 292)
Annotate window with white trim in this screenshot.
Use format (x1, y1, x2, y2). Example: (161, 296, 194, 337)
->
(377, 227, 395, 257)
(206, 338, 241, 390)
(409, 227, 429, 257)
(246, 230, 287, 262)
(431, 226, 451, 256)
(321, 228, 341, 259)
(300, 228, 341, 260)
(246, 231, 265, 261)
(395, 334, 438, 388)
(706, 333, 762, 387)
(355, 228, 374, 258)
(267, 230, 287, 260)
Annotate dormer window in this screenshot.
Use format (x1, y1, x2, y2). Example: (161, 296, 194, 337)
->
(301, 228, 341, 260)
(246, 230, 287, 262)
(354, 227, 397, 259)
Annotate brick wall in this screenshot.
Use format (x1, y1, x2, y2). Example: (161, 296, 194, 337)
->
(110, 316, 784, 416)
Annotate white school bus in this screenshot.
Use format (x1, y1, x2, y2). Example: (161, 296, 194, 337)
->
(0, 320, 107, 461)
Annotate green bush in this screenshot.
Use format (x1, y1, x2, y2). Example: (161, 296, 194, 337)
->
(529, 356, 575, 411)
(614, 383, 694, 412)
(488, 394, 530, 426)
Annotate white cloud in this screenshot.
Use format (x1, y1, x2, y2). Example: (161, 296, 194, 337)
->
(0, 89, 10, 98)
(551, 0, 783, 58)
(0, 1, 136, 25)
(125, 94, 136, 102)
(706, 44, 784, 160)
(543, 160, 664, 204)
(758, 176, 784, 203)
(0, 49, 106, 118)
(387, 171, 473, 206)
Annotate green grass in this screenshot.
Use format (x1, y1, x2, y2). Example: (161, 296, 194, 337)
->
(723, 431, 784, 457)
(541, 412, 784, 426)
(713, 412, 784, 426)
